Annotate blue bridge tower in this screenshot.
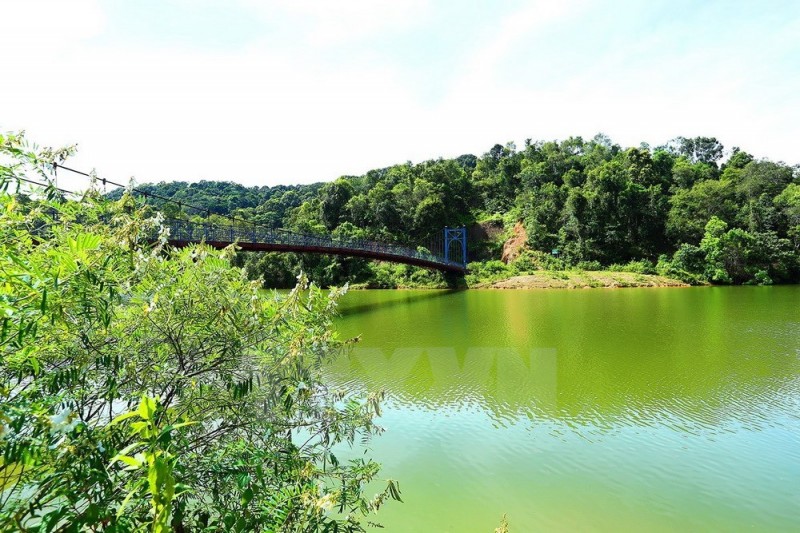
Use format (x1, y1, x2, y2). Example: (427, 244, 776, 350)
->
(444, 227, 468, 269)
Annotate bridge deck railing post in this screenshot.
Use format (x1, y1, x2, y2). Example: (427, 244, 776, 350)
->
(443, 226, 450, 265)
(461, 226, 467, 268)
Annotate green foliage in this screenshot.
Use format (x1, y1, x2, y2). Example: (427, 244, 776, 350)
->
(774, 183, 800, 250)
(655, 244, 707, 284)
(667, 136, 725, 165)
(699, 217, 735, 283)
(670, 157, 717, 189)
(319, 179, 354, 230)
(655, 216, 798, 285)
(667, 179, 737, 244)
(751, 270, 773, 286)
(358, 261, 449, 289)
(511, 250, 566, 272)
(0, 133, 399, 531)
(109, 395, 191, 532)
(607, 260, 656, 274)
(574, 260, 603, 271)
(465, 260, 514, 285)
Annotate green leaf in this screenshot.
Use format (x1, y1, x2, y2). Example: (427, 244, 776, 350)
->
(112, 454, 142, 469)
(116, 480, 145, 518)
(109, 410, 139, 427)
(137, 395, 157, 420)
(113, 442, 142, 458)
(170, 421, 197, 430)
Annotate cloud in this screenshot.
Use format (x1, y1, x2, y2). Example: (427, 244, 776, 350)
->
(238, 0, 431, 46)
(3, 0, 105, 48)
(3, 22, 424, 187)
(457, 0, 583, 90)
(3, 1, 445, 188)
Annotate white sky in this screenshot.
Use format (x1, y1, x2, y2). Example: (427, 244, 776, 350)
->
(2, 0, 799, 190)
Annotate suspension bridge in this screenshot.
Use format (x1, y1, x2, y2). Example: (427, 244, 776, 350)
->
(46, 163, 469, 274)
(165, 219, 468, 274)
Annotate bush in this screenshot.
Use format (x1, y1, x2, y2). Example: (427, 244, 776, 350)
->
(0, 134, 400, 531)
(465, 259, 514, 284)
(656, 254, 705, 285)
(698, 216, 799, 284)
(361, 261, 448, 289)
(671, 243, 706, 275)
(752, 269, 773, 285)
(574, 260, 602, 271)
(606, 260, 656, 274)
(511, 250, 566, 272)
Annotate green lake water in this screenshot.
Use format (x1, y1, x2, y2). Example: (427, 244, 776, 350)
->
(326, 286, 800, 532)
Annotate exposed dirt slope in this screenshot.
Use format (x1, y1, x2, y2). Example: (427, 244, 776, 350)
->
(501, 221, 527, 263)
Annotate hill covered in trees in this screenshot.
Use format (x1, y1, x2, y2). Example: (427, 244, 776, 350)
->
(122, 135, 800, 288)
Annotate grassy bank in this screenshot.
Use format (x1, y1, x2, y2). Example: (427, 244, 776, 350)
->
(344, 262, 690, 290)
(471, 270, 689, 289)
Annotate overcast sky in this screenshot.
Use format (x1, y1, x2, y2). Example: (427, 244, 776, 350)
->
(3, 0, 799, 190)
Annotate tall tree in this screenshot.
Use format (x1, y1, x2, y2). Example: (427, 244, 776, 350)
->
(319, 178, 354, 230)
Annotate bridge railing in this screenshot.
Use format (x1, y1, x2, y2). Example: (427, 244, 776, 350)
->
(163, 219, 465, 270)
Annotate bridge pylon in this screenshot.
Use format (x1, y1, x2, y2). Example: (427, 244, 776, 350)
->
(444, 226, 467, 269)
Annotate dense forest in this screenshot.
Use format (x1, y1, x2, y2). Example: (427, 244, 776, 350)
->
(116, 135, 800, 288)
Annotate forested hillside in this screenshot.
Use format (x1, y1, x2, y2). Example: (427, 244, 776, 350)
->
(125, 135, 800, 288)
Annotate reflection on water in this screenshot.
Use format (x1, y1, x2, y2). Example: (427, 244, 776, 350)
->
(328, 287, 800, 532)
(333, 344, 800, 435)
(333, 346, 559, 423)
(337, 289, 463, 318)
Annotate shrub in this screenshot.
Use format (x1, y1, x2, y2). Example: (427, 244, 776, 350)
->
(465, 260, 514, 285)
(511, 250, 566, 272)
(0, 134, 400, 531)
(574, 260, 602, 271)
(752, 269, 773, 285)
(606, 259, 656, 274)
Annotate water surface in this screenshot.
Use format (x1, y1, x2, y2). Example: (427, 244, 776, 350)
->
(328, 287, 800, 531)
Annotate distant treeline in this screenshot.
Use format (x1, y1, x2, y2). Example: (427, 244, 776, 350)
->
(116, 135, 800, 287)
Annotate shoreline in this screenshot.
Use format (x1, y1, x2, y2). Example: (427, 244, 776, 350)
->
(347, 270, 694, 290)
(471, 271, 690, 289)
